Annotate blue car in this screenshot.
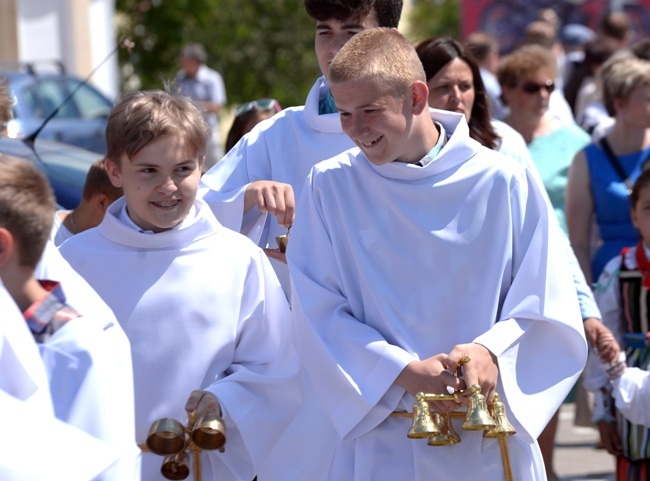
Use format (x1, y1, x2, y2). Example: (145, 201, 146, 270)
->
(2, 64, 114, 154)
(0, 135, 102, 209)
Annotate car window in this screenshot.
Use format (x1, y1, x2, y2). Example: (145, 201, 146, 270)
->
(63, 78, 113, 119)
(26, 79, 79, 119)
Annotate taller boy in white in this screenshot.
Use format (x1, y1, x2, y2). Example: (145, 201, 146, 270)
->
(200, 0, 403, 297)
(288, 28, 588, 480)
(60, 90, 300, 481)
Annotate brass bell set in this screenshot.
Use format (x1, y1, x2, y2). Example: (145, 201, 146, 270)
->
(145, 412, 226, 481)
(406, 385, 516, 445)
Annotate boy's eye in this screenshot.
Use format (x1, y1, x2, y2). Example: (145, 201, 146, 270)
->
(141, 167, 155, 173)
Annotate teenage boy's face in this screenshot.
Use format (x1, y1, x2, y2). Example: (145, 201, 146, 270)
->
(632, 185, 650, 244)
(332, 78, 415, 166)
(314, 11, 380, 77)
(106, 135, 204, 233)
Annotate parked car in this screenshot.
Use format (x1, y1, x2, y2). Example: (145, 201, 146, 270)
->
(0, 135, 102, 209)
(1, 62, 114, 154)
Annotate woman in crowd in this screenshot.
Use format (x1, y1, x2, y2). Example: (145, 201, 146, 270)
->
(224, 98, 281, 153)
(497, 44, 591, 235)
(566, 53, 650, 285)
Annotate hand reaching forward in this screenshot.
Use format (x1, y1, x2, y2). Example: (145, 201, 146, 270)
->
(244, 180, 295, 228)
(185, 390, 222, 422)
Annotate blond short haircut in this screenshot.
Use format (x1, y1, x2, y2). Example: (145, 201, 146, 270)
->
(327, 27, 426, 99)
(0, 155, 55, 269)
(496, 44, 557, 90)
(600, 53, 650, 116)
(106, 90, 211, 166)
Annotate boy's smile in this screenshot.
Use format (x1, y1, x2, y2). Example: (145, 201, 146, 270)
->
(106, 135, 204, 233)
(332, 78, 418, 166)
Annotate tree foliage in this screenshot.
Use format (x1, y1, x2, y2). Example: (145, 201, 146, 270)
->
(406, 0, 461, 45)
(115, 0, 320, 108)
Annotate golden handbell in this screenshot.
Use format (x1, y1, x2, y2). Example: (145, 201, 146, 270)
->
(146, 418, 186, 455)
(462, 385, 496, 431)
(408, 392, 439, 439)
(483, 393, 516, 438)
(161, 451, 190, 480)
(191, 413, 227, 452)
(427, 413, 461, 446)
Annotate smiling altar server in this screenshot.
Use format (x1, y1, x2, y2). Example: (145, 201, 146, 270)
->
(287, 28, 588, 480)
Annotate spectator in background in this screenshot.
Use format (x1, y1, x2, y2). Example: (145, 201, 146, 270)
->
(0, 77, 11, 135)
(599, 11, 633, 52)
(569, 40, 617, 134)
(465, 31, 507, 120)
(566, 54, 650, 286)
(50, 158, 123, 246)
(177, 43, 227, 172)
(225, 98, 281, 154)
(519, 20, 575, 124)
(560, 23, 597, 96)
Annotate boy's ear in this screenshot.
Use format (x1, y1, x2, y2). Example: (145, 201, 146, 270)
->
(0, 228, 15, 269)
(94, 194, 110, 213)
(104, 159, 124, 188)
(411, 81, 430, 115)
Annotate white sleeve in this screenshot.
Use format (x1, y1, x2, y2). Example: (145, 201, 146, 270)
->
(612, 367, 650, 426)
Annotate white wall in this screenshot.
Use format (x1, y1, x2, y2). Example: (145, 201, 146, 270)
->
(16, 0, 118, 99)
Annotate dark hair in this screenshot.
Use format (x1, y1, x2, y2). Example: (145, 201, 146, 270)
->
(564, 39, 617, 113)
(465, 32, 499, 62)
(225, 109, 276, 153)
(82, 158, 123, 202)
(599, 11, 631, 41)
(415, 37, 499, 150)
(631, 168, 650, 208)
(632, 38, 650, 61)
(304, 0, 402, 28)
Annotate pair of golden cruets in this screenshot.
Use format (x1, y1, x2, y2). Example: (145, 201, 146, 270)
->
(146, 412, 226, 480)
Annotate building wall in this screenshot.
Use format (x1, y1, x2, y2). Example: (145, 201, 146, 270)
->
(0, 0, 118, 98)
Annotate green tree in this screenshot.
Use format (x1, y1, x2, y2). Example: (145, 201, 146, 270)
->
(116, 0, 319, 108)
(406, 0, 461, 45)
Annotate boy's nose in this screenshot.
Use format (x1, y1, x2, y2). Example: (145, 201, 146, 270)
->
(157, 176, 177, 193)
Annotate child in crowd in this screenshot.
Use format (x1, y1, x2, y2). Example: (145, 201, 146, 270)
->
(585, 169, 650, 478)
(51, 157, 123, 246)
(287, 28, 587, 480)
(225, 98, 281, 154)
(59, 90, 300, 481)
(0, 154, 139, 481)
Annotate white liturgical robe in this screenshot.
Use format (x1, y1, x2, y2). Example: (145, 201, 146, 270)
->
(200, 76, 355, 297)
(0, 282, 118, 481)
(199, 76, 354, 481)
(60, 198, 300, 481)
(287, 110, 588, 480)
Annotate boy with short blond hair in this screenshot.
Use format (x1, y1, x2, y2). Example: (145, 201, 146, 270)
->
(287, 28, 588, 480)
(60, 89, 299, 481)
(0, 154, 139, 481)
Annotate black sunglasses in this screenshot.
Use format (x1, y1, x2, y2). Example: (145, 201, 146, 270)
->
(520, 80, 555, 94)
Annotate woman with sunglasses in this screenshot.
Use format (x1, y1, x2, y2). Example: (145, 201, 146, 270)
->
(497, 44, 591, 237)
(225, 98, 281, 154)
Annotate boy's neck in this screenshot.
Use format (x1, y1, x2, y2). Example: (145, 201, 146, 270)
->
(406, 116, 440, 164)
(3, 270, 48, 312)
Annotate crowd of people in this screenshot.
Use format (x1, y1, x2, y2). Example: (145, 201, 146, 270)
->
(2, 1, 650, 480)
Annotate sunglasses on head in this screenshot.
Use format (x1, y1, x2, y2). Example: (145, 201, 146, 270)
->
(520, 80, 555, 94)
(234, 98, 281, 118)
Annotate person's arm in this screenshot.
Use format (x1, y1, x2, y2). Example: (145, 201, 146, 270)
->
(566, 149, 595, 284)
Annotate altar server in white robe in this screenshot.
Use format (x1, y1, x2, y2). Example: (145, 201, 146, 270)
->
(287, 28, 588, 481)
(0, 280, 118, 481)
(0, 155, 139, 481)
(59, 90, 300, 481)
